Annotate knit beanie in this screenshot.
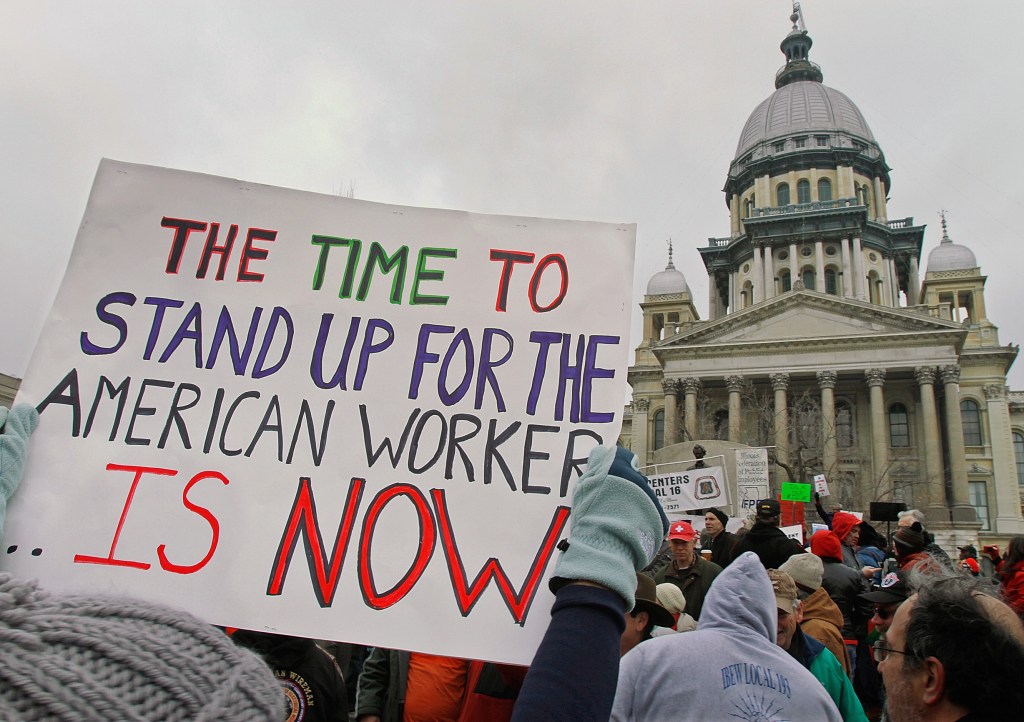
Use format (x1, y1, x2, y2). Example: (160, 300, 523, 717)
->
(894, 521, 927, 555)
(656, 582, 687, 615)
(780, 552, 824, 592)
(831, 511, 859, 542)
(0, 573, 283, 721)
(706, 507, 729, 527)
(810, 529, 843, 562)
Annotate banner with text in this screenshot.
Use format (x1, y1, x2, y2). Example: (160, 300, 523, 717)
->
(2, 160, 637, 665)
(647, 466, 728, 514)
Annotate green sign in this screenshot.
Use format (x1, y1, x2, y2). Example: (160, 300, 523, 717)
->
(781, 482, 812, 502)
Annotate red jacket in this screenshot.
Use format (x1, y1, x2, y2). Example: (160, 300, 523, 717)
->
(1000, 562, 1024, 618)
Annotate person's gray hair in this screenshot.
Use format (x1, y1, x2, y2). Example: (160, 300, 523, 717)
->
(899, 569, 1024, 718)
(897, 508, 926, 525)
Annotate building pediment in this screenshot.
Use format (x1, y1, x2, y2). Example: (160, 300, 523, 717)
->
(657, 289, 966, 350)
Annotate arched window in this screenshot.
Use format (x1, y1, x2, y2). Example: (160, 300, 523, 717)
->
(818, 178, 832, 202)
(777, 183, 790, 206)
(653, 410, 665, 450)
(1014, 431, 1024, 487)
(889, 403, 910, 447)
(780, 270, 792, 293)
(824, 268, 838, 295)
(836, 399, 854, 448)
(961, 400, 983, 446)
(797, 179, 811, 204)
(742, 281, 753, 308)
(802, 268, 816, 291)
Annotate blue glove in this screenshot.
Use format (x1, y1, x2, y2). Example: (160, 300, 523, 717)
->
(550, 445, 669, 610)
(0, 404, 40, 539)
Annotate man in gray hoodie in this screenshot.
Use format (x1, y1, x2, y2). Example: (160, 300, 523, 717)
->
(612, 552, 842, 721)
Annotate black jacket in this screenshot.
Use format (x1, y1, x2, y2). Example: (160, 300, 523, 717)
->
(819, 559, 872, 640)
(730, 522, 804, 570)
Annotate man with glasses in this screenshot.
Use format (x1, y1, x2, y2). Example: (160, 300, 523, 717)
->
(876, 573, 1024, 721)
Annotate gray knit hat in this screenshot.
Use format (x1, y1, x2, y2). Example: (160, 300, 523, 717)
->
(0, 573, 283, 721)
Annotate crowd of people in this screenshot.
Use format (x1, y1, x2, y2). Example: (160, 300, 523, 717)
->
(3, 403, 1024, 720)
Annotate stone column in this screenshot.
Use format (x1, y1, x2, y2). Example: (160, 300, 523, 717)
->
(866, 368, 889, 491)
(852, 237, 866, 300)
(708, 272, 718, 321)
(888, 257, 900, 306)
(663, 379, 680, 448)
(814, 240, 825, 292)
(873, 176, 887, 222)
(729, 272, 736, 313)
(682, 377, 701, 442)
(633, 398, 650, 463)
(753, 245, 764, 304)
(771, 373, 790, 469)
(909, 256, 921, 305)
(984, 384, 1024, 533)
(841, 238, 853, 297)
(818, 370, 838, 476)
(726, 375, 745, 443)
(940, 365, 974, 522)
(764, 246, 776, 300)
(789, 242, 799, 282)
(915, 366, 947, 518)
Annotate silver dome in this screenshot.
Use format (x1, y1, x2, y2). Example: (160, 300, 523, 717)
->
(735, 81, 877, 160)
(646, 265, 689, 296)
(927, 238, 977, 273)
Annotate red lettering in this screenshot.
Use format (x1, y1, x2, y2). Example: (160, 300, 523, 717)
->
(266, 477, 365, 606)
(156, 470, 229, 574)
(238, 228, 277, 282)
(74, 463, 178, 569)
(358, 484, 436, 610)
(528, 254, 569, 312)
(489, 249, 535, 312)
(161, 217, 208, 275)
(431, 488, 570, 625)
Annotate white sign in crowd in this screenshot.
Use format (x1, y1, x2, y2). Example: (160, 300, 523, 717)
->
(2, 160, 637, 665)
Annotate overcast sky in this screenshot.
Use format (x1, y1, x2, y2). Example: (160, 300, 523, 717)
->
(4, 1, 1023, 387)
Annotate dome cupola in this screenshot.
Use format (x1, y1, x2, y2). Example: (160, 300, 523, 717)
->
(646, 241, 689, 296)
(927, 212, 977, 272)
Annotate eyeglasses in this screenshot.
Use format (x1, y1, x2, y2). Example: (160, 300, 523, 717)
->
(873, 644, 916, 663)
(874, 606, 896, 620)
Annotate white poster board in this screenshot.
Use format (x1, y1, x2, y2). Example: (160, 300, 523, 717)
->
(735, 448, 769, 514)
(813, 473, 830, 497)
(780, 524, 804, 544)
(2, 160, 637, 665)
(647, 466, 729, 514)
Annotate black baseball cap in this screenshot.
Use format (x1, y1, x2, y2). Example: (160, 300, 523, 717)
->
(756, 498, 781, 518)
(859, 571, 910, 604)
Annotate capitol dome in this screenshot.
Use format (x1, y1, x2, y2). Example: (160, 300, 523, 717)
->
(734, 81, 877, 160)
(726, 11, 888, 186)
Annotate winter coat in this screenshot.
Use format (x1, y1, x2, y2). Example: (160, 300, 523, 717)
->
(1000, 561, 1024, 618)
(819, 559, 872, 640)
(649, 554, 722, 620)
(703, 529, 737, 567)
(730, 521, 805, 570)
(612, 553, 842, 721)
(800, 586, 851, 676)
(355, 648, 408, 722)
(790, 631, 868, 722)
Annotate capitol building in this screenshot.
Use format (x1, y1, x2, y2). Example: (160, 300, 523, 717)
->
(621, 9, 1024, 547)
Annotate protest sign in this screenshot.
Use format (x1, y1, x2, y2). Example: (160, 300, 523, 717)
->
(1, 160, 636, 665)
(735, 448, 769, 513)
(780, 524, 804, 544)
(780, 482, 812, 503)
(813, 473, 830, 497)
(647, 466, 728, 514)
